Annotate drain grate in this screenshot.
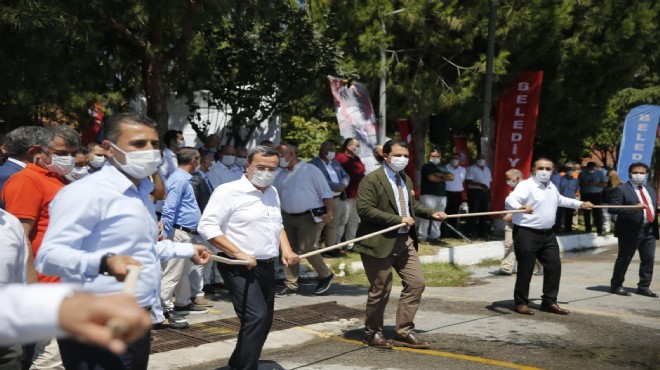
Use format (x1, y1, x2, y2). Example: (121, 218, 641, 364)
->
(151, 301, 363, 353)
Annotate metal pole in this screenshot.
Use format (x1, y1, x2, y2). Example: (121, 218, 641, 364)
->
(379, 19, 387, 145)
(481, 0, 497, 160)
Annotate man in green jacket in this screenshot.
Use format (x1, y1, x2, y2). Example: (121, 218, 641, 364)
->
(354, 139, 447, 350)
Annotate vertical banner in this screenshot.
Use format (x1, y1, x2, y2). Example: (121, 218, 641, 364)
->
(328, 76, 378, 158)
(453, 136, 470, 167)
(397, 118, 418, 198)
(616, 105, 660, 183)
(491, 71, 543, 213)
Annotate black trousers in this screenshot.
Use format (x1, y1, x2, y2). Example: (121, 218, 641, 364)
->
(557, 207, 574, 232)
(513, 225, 562, 305)
(466, 189, 490, 235)
(445, 191, 463, 231)
(580, 192, 603, 233)
(611, 225, 656, 289)
(58, 331, 151, 370)
(219, 259, 275, 370)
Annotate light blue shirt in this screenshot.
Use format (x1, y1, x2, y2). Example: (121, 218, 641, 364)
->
(383, 164, 410, 233)
(35, 163, 193, 308)
(162, 168, 202, 237)
(559, 175, 579, 199)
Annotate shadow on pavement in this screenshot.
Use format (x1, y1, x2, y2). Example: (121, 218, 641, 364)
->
(585, 285, 614, 293)
(215, 360, 286, 370)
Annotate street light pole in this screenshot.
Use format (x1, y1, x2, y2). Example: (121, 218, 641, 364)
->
(378, 8, 406, 145)
(481, 0, 498, 162)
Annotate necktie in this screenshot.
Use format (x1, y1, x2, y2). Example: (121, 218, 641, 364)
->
(638, 186, 654, 223)
(396, 174, 409, 233)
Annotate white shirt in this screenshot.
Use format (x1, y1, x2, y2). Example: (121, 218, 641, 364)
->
(0, 283, 78, 345)
(383, 164, 410, 233)
(160, 147, 178, 180)
(506, 177, 582, 229)
(198, 176, 282, 259)
(466, 164, 492, 189)
(35, 164, 193, 308)
(6, 157, 27, 169)
(446, 165, 466, 192)
(273, 161, 333, 214)
(362, 155, 381, 175)
(208, 163, 242, 189)
(0, 208, 28, 284)
(633, 184, 656, 224)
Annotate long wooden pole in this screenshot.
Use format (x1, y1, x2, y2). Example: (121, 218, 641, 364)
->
(298, 223, 407, 259)
(591, 204, 645, 209)
(210, 254, 251, 266)
(443, 209, 528, 219)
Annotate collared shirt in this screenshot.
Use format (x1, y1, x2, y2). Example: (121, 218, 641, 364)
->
(633, 183, 655, 224)
(362, 155, 382, 175)
(559, 175, 579, 199)
(506, 177, 582, 229)
(0, 283, 78, 345)
(0, 208, 28, 284)
(383, 164, 410, 233)
(579, 170, 607, 194)
(309, 157, 350, 196)
(5, 157, 26, 169)
(35, 163, 193, 308)
(445, 165, 466, 192)
(208, 163, 242, 189)
(162, 168, 202, 238)
(2, 163, 66, 283)
(160, 147, 178, 180)
(198, 176, 282, 259)
(466, 164, 492, 189)
(335, 152, 365, 199)
(273, 161, 333, 214)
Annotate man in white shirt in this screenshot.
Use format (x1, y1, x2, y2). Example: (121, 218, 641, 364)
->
(199, 145, 298, 370)
(465, 154, 492, 237)
(208, 144, 242, 188)
(234, 147, 248, 173)
(274, 142, 335, 296)
(445, 153, 466, 233)
(505, 158, 592, 316)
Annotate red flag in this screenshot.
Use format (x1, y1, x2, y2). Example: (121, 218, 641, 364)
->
(492, 71, 543, 212)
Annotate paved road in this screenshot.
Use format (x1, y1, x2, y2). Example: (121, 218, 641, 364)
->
(153, 244, 659, 370)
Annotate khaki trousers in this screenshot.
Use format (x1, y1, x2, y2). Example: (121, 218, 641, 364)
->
(283, 213, 331, 290)
(360, 235, 425, 337)
(501, 222, 542, 274)
(318, 197, 343, 247)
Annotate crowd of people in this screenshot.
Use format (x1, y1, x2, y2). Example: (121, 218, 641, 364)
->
(0, 114, 657, 370)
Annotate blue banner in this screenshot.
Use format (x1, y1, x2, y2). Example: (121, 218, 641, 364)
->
(617, 105, 660, 182)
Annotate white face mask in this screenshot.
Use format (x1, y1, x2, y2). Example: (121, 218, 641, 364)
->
(630, 173, 647, 185)
(506, 180, 518, 188)
(535, 169, 552, 183)
(566, 170, 574, 176)
(450, 159, 460, 167)
(351, 146, 361, 156)
(89, 155, 106, 168)
(388, 156, 409, 172)
(326, 151, 336, 161)
(279, 157, 290, 168)
(176, 141, 184, 148)
(44, 153, 75, 176)
(429, 158, 440, 165)
(249, 167, 277, 188)
(66, 166, 89, 182)
(221, 155, 236, 166)
(110, 143, 161, 180)
(477, 159, 486, 167)
(235, 157, 246, 167)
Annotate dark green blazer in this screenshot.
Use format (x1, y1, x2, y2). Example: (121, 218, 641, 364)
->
(354, 166, 435, 258)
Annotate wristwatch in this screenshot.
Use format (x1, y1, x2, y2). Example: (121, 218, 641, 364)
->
(99, 253, 116, 276)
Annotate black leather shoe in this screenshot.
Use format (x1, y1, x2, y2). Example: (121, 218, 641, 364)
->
(363, 332, 392, 349)
(393, 332, 429, 349)
(514, 304, 534, 315)
(609, 286, 631, 296)
(540, 302, 570, 315)
(635, 288, 659, 298)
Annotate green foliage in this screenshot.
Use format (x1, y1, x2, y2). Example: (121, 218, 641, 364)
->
(281, 116, 342, 158)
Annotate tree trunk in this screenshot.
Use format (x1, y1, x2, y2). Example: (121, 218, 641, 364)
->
(143, 60, 169, 134)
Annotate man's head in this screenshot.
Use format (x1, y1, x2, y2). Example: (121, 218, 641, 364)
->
(383, 139, 409, 172)
(532, 157, 554, 183)
(102, 112, 161, 183)
(586, 161, 597, 173)
(505, 168, 523, 188)
(429, 149, 441, 165)
(163, 130, 183, 151)
(65, 148, 91, 182)
(342, 138, 361, 157)
(205, 134, 221, 151)
(30, 125, 80, 176)
(219, 144, 236, 167)
(5, 126, 43, 163)
(450, 153, 461, 167)
(87, 142, 106, 168)
(319, 141, 336, 161)
(628, 162, 649, 186)
(259, 139, 275, 148)
(564, 163, 575, 175)
(373, 144, 384, 164)
(235, 147, 248, 167)
(177, 147, 201, 174)
(277, 142, 298, 170)
(246, 145, 280, 190)
(475, 154, 486, 167)
(198, 150, 215, 173)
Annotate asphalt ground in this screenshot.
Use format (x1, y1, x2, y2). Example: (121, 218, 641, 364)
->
(150, 243, 660, 370)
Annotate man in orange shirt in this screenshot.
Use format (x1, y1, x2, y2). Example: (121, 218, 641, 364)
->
(2, 125, 80, 283)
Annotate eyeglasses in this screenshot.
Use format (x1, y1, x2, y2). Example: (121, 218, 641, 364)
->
(251, 165, 279, 172)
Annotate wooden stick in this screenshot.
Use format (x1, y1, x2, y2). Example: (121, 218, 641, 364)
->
(210, 254, 251, 265)
(443, 209, 529, 219)
(107, 265, 141, 336)
(591, 204, 646, 209)
(299, 223, 407, 259)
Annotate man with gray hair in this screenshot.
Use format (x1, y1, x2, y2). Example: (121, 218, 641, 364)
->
(0, 127, 45, 198)
(2, 124, 79, 369)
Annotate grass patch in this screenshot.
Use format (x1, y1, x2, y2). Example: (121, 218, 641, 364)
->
(475, 258, 501, 267)
(334, 262, 472, 287)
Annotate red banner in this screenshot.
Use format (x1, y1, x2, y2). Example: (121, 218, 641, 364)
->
(397, 118, 418, 199)
(453, 136, 470, 167)
(491, 71, 543, 212)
